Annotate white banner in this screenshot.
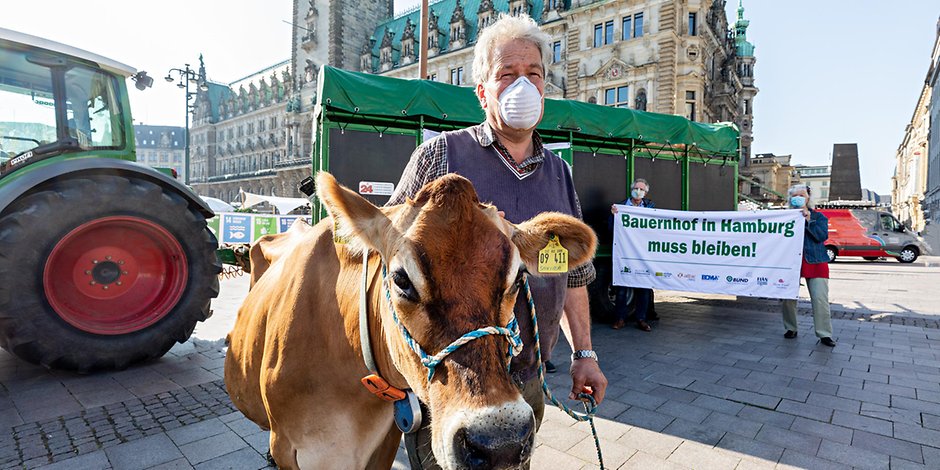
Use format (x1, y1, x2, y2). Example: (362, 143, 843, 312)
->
(612, 206, 805, 299)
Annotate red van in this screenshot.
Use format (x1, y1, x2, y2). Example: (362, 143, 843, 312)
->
(816, 208, 932, 263)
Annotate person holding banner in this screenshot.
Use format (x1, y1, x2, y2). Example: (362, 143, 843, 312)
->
(781, 185, 836, 347)
(610, 178, 656, 331)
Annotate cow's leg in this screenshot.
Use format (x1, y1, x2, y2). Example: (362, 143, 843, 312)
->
(290, 407, 395, 469)
(269, 429, 299, 470)
(365, 425, 403, 470)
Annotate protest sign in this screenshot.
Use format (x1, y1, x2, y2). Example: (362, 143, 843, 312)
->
(612, 206, 805, 299)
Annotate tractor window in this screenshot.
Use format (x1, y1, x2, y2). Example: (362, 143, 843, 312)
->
(0, 48, 58, 161)
(64, 66, 124, 149)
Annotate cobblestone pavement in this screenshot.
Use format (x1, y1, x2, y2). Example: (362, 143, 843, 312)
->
(1, 262, 939, 469)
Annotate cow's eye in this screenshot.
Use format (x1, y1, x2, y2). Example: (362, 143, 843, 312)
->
(392, 269, 419, 302)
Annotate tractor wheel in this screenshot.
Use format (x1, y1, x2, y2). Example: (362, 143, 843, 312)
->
(0, 175, 220, 372)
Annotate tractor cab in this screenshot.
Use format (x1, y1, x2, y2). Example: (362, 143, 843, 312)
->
(0, 27, 152, 177)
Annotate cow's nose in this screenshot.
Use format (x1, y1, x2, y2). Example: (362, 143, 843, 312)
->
(454, 417, 534, 470)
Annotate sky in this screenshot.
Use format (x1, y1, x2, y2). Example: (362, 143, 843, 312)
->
(4, 1, 939, 194)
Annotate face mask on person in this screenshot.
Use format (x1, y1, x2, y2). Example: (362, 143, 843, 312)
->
(498, 76, 543, 130)
(631, 188, 647, 200)
(790, 196, 807, 208)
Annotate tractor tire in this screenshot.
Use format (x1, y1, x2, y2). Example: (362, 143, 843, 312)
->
(0, 174, 220, 372)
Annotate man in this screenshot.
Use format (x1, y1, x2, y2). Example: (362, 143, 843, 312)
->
(388, 13, 607, 457)
(610, 178, 656, 331)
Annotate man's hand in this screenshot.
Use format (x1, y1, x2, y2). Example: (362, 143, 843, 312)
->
(570, 358, 607, 405)
(610, 204, 618, 215)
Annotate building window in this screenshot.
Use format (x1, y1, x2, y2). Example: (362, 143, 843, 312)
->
(605, 85, 629, 108)
(552, 41, 562, 63)
(622, 16, 631, 40)
(593, 24, 603, 47)
(605, 20, 614, 45)
(450, 66, 464, 85)
(634, 13, 644, 38)
(688, 12, 697, 36)
(685, 91, 696, 121)
(743, 99, 751, 115)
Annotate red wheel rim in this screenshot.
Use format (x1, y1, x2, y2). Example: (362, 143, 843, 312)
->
(43, 216, 189, 335)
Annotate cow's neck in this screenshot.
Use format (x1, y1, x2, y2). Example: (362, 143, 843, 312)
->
(361, 253, 409, 391)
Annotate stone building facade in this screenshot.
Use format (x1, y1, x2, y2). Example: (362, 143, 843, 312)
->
(924, 17, 940, 239)
(745, 153, 796, 206)
(892, 83, 931, 233)
(793, 164, 830, 204)
(361, 0, 757, 163)
(134, 125, 185, 180)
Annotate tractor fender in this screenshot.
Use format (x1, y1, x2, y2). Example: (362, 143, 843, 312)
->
(0, 158, 214, 218)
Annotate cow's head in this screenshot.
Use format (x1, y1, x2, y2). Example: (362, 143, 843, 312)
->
(318, 172, 596, 470)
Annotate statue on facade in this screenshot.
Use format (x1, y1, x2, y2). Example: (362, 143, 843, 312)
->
(304, 59, 318, 84)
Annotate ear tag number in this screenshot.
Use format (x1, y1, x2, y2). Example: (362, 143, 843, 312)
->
(538, 234, 568, 273)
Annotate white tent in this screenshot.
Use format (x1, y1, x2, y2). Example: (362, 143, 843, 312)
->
(199, 196, 236, 213)
(239, 189, 309, 215)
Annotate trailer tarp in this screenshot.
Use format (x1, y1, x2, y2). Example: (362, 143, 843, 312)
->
(317, 66, 739, 156)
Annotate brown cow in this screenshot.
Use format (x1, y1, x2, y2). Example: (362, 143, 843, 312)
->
(225, 172, 597, 469)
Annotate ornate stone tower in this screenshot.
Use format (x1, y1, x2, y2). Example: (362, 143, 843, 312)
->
(734, 0, 758, 167)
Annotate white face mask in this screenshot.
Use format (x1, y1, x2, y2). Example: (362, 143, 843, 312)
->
(497, 76, 543, 130)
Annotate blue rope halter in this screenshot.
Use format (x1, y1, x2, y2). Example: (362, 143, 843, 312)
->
(381, 265, 523, 381)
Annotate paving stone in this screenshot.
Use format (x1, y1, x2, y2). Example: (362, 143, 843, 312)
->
(617, 390, 667, 411)
(536, 419, 589, 452)
(835, 385, 891, 406)
(777, 449, 851, 470)
(858, 402, 923, 426)
(593, 399, 629, 420)
(815, 373, 864, 389)
(831, 410, 893, 437)
(656, 401, 711, 424)
(616, 407, 674, 433)
(194, 446, 268, 470)
(728, 390, 780, 410)
(684, 380, 735, 399)
(840, 368, 888, 384)
(756, 383, 810, 403)
(893, 423, 940, 448)
(179, 430, 248, 465)
(737, 406, 795, 428)
(529, 442, 587, 470)
(776, 399, 833, 422)
(644, 372, 695, 389)
(816, 439, 890, 470)
(662, 418, 725, 446)
(850, 429, 924, 463)
(167, 418, 227, 446)
(893, 396, 940, 416)
(620, 450, 689, 470)
(567, 436, 634, 469)
(701, 411, 763, 439)
(923, 445, 940, 468)
(35, 449, 108, 470)
(615, 427, 683, 460)
(862, 381, 918, 399)
(754, 425, 821, 456)
(890, 456, 931, 470)
(666, 440, 739, 470)
(916, 389, 940, 405)
(789, 417, 853, 444)
(689, 395, 744, 416)
(805, 392, 861, 414)
(105, 434, 183, 469)
(715, 431, 783, 463)
(650, 386, 699, 404)
(717, 376, 763, 393)
(922, 413, 940, 431)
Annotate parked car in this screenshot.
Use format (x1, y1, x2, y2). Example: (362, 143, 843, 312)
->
(817, 207, 932, 263)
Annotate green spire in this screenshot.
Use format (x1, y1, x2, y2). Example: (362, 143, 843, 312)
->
(734, 0, 754, 57)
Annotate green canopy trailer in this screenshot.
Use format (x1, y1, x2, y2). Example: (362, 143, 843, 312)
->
(310, 66, 739, 320)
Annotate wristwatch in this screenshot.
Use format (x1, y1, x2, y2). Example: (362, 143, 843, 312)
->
(571, 349, 598, 363)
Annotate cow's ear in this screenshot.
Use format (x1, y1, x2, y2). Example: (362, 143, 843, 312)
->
(511, 212, 598, 275)
(317, 172, 395, 255)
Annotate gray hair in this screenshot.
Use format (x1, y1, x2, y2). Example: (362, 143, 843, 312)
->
(787, 184, 811, 198)
(472, 14, 551, 87)
(633, 178, 650, 192)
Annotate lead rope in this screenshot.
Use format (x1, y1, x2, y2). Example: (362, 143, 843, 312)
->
(524, 275, 605, 470)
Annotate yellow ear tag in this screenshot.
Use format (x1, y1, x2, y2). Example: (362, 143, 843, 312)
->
(538, 234, 568, 273)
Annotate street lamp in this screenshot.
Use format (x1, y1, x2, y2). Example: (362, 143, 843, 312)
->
(166, 64, 208, 184)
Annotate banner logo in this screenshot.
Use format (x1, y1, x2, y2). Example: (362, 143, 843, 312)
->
(701, 274, 719, 281)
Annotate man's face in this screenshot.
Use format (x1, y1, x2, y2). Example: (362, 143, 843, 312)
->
(633, 182, 648, 194)
(476, 39, 546, 132)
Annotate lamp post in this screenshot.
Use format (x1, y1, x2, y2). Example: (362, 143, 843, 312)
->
(165, 64, 208, 184)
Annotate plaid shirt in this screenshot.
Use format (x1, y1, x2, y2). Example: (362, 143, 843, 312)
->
(388, 123, 596, 288)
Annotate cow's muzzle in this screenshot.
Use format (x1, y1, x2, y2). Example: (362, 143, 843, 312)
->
(447, 399, 534, 470)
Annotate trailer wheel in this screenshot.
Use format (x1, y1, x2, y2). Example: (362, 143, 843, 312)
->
(896, 246, 919, 264)
(0, 175, 220, 372)
(825, 246, 838, 263)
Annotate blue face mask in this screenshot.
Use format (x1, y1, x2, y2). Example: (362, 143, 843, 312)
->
(631, 188, 646, 200)
(790, 196, 806, 208)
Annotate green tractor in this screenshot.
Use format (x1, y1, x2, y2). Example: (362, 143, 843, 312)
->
(0, 28, 220, 372)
